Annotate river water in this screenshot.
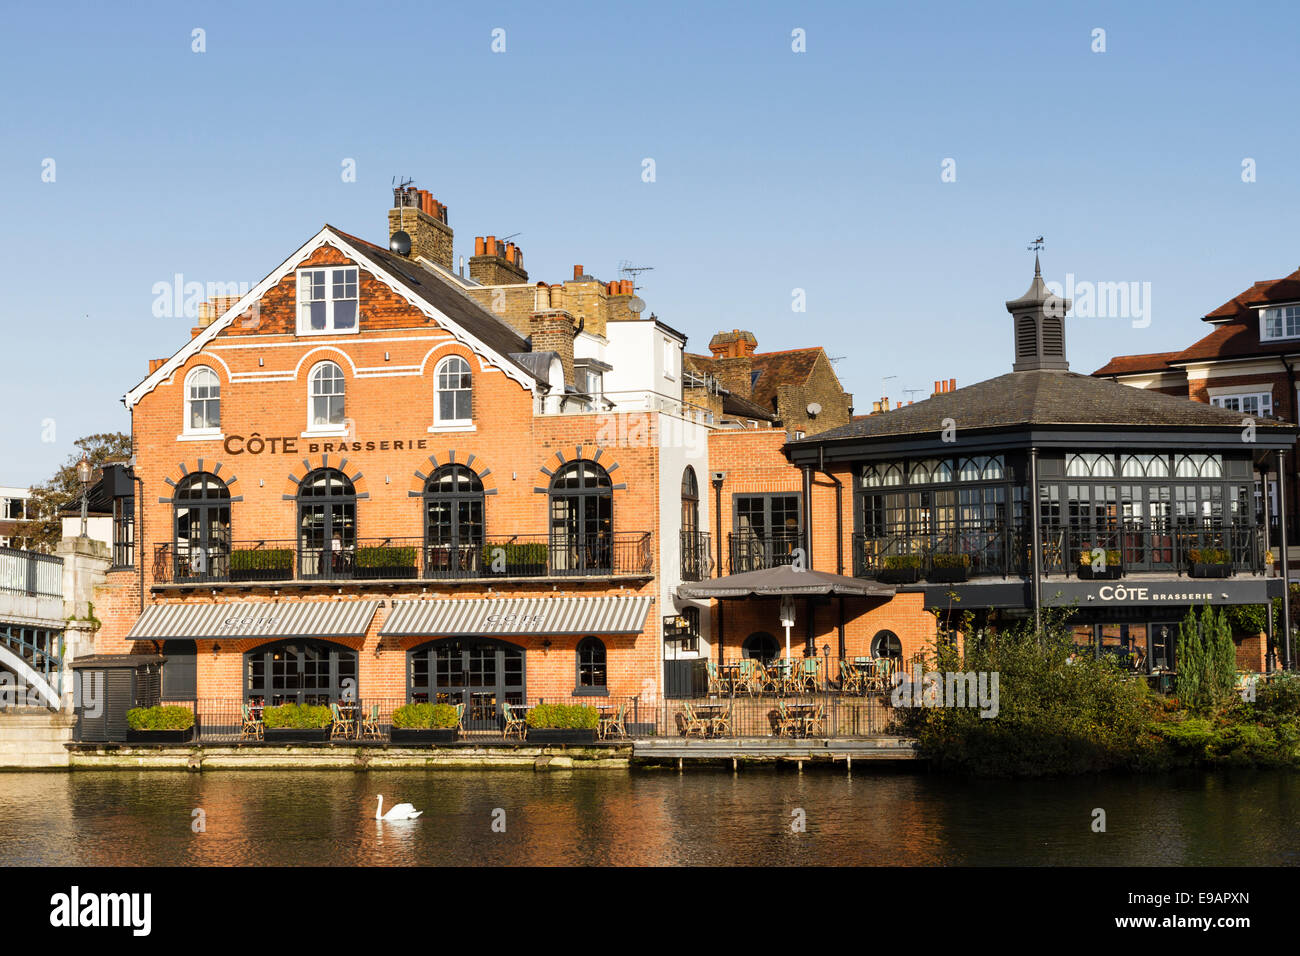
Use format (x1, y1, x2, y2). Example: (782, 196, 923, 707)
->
(2, 768, 1297, 866)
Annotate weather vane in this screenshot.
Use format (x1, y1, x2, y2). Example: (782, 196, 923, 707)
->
(1027, 236, 1044, 252)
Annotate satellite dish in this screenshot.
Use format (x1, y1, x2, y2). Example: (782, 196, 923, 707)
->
(806, 402, 822, 418)
(627, 296, 646, 314)
(390, 231, 412, 255)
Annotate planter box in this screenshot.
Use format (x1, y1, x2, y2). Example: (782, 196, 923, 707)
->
(1189, 563, 1233, 579)
(390, 728, 459, 744)
(526, 728, 598, 744)
(356, 565, 417, 580)
(1078, 564, 1122, 580)
(876, 567, 922, 584)
(926, 567, 969, 583)
(230, 567, 292, 583)
(126, 726, 195, 744)
(263, 727, 332, 743)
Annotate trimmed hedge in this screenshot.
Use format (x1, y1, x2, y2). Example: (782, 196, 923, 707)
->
(262, 703, 333, 729)
(482, 542, 549, 569)
(126, 705, 195, 731)
(356, 546, 416, 569)
(391, 702, 460, 729)
(930, 553, 971, 570)
(526, 703, 598, 730)
(230, 548, 293, 572)
(882, 554, 923, 570)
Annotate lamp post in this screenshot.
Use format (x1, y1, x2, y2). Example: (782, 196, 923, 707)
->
(76, 456, 92, 538)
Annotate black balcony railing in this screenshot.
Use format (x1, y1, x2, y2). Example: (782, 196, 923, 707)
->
(853, 523, 1264, 582)
(680, 531, 713, 581)
(728, 531, 805, 573)
(152, 531, 654, 585)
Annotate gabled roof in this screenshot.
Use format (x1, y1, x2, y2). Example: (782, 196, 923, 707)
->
(123, 226, 538, 408)
(684, 346, 828, 413)
(793, 368, 1293, 444)
(1092, 351, 1182, 377)
(1165, 318, 1300, 365)
(1204, 267, 1300, 320)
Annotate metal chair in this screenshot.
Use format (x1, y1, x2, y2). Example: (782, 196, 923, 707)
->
(501, 702, 526, 740)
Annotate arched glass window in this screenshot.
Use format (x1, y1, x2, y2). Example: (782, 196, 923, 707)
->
(681, 466, 699, 534)
(549, 460, 613, 573)
(309, 361, 345, 428)
(185, 367, 220, 433)
(1120, 454, 1170, 478)
(435, 356, 473, 426)
(172, 472, 230, 582)
(960, 455, 1007, 481)
(742, 631, 779, 663)
(880, 463, 904, 486)
(424, 465, 485, 578)
(297, 469, 356, 579)
(870, 630, 903, 659)
(244, 639, 358, 706)
(1067, 453, 1115, 478)
(1175, 454, 1223, 479)
(576, 637, 607, 692)
(681, 466, 704, 580)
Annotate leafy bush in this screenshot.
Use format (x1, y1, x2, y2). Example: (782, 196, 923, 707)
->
(1227, 603, 1268, 635)
(526, 703, 598, 730)
(262, 703, 333, 729)
(930, 552, 971, 569)
(391, 702, 460, 729)
(1187, 547, 1231, 565)
(482, 542, 549, 570)
(882, 554, 923, 570)
(126, 705, 194, 731)
(1175, 605, 1237, 713)
(1077, 547, 1120, 568)
(356, 546, 416, 569)
(229, 548, 293, 571)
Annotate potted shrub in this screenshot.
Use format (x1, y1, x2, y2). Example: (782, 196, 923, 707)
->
(926, 552, 971, 583)
(1188, 547, 1233, 578)
(876, 554, 923, 584)
(390, 702, 460, 743)
(526, 703, 599, 743)
(355, 545, 418, 580)
(125, 704, 196, 743)
(482, 541, 549, 577)
(1077, 546, 1122, 580)
(261, 703, 334, 742)
(230, 547, 293, 582)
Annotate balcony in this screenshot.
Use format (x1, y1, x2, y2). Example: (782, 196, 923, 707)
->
(151, 532, 655, 587)
(853, 524, 1265, 583)
(728, 531, 805, 574)
(680, 531, 713, 581)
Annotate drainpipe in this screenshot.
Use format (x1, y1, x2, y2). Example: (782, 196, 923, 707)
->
(133, 472, 145, 613)
(1030, 447, 1042, 633)
(1283, 356, 1297, 542)
(801, 465, 813, 570)
(818, 446, 846, 659)
(713, 473, 724, 666)
(1277, 448, 1293, 670)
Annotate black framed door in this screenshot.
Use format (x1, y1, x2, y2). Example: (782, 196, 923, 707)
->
(408, 638, 525, 730)
(244, 639, 358, 705)
(160, 640, 197, 701)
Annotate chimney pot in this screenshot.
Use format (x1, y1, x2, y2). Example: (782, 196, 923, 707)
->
(949, 378, 956, 392)
(474, 236, 485, 256)
(574, 265, 584, 280)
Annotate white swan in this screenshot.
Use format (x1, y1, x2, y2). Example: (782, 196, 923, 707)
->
(375, 794, 422, 820)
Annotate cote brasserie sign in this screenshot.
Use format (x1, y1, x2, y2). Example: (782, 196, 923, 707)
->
(1044, 578, 1278, 607)
(223, 433, 431, 455)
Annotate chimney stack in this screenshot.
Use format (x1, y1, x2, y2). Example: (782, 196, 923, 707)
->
(707, 330, 759, 399)
(470, 234, 528, 285)
(388, 185, 453, 270)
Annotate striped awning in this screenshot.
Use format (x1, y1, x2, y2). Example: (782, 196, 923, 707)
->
(381, 595, 653, 637)
(125, 600, 380, 641)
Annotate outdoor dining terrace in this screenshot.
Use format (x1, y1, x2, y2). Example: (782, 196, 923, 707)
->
(151, 531, 655, 586)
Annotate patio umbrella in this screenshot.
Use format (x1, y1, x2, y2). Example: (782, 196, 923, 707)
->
(676, 564, 896, 600)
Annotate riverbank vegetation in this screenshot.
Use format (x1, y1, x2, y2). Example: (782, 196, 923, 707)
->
(899, 604, 1300, 776)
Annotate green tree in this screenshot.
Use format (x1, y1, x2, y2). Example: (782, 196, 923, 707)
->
(1176, 604, 1237, 713)
(17, 432, 131, 551)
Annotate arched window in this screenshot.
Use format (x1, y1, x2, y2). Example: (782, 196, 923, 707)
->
(870, 630, 903, 660)
(1067, 453, 1115, 478)
(424, 465, 485, 578)
(681, 466, 704, 580)
(1175, 454, 1223, 479)
(549, 460, 613, 573)
(434, 355, 473, 427)
(184, 367, 221, 433)
(297, 469, 356, 579)
(309, 361, 345, 429)
(244, 639, 358, 706)
(742, 631, 779, 663)
(1121, 454, 1170, 478)
(172, 472, 230, 582)
(576, 637, 607, 693)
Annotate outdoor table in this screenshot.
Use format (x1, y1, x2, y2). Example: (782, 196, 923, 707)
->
(691, 703, 730, 737)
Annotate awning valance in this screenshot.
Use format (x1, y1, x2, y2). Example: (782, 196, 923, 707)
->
(676, 565, 896, 600)
(125, 600, 380, 641)
(381, 595, 653, 637)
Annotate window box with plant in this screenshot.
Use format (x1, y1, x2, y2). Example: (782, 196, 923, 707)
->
(525, 703, 599, 744)
(1188, 547, 1233, 578)
(229, 547, 294, 582)
(390, 702, 461, 743)
(926, 552, 971, 583)
(125, 705, 196, 743)
(354, 545, 418, 580)
(876, 553, 923, 584)
(261, 703, 334, 742)
(1077, 546, 1122, 580)
(480, 541, 549, 577)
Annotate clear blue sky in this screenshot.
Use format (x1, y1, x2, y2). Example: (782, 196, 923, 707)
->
(2, 0, 1297, 486)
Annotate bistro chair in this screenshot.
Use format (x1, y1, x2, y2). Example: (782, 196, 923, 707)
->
(239, 703, 264, 741)
(360, 703, 381, 740)
(705, 661, 723, 696)
(801, 702, 826, 738)
(736, 659, 763, 696)
(599, 702, 628, 740)
(795, 658, 820, 693)
(501, 702, 526, 740)
(330, 702, 355, 740)
(774, 699, 796, 738)
(708, 703, 733, 738)
(676, 703, 708, 738)
(453, 702, 466, 732)
(839, 660, 863, 696)
(776, 659, 800, 695)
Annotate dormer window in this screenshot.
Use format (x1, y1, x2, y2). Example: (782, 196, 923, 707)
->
(297, 267, 359, 334)
(1261, 305, 1300, 341)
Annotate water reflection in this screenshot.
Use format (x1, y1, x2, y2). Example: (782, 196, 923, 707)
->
(1, 769, 1296, 866)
